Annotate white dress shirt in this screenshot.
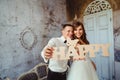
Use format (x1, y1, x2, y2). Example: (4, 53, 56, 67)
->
(41, 36, 68, 72)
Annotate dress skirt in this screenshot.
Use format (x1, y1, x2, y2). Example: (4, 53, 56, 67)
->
(67, 59, 99, 80)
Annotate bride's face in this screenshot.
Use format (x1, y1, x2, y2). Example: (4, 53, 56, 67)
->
(74, 25, 83, 39)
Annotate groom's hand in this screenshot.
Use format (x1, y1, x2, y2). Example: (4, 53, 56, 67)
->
(44, 47, 54, 59)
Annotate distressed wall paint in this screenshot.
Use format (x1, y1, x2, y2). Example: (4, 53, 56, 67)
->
(0, 0, 66, 79)
(66, 0, 120, 21)
(113, 10, 120, 80)
(114, 10, 120, 62)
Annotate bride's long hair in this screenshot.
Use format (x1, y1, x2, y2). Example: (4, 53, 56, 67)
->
(72, 21, 89, 44)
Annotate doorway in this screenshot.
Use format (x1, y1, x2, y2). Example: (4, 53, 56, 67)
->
(84, 0, 114, 80)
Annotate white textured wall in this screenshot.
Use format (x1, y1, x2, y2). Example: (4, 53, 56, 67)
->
(114, 10, 120, 51)
(115, 62, 120, 80)
(0, 0, 66, 79)
(113, 10, 120, 80)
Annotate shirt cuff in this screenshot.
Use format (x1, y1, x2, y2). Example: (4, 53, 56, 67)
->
(41, 52, 48, 63)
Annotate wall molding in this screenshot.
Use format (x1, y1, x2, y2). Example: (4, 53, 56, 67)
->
(84, 0, 111, 16)
(20, 27, 37, 50)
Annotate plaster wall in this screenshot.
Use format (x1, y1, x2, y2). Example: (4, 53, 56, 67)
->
(0, 0, 66, 79)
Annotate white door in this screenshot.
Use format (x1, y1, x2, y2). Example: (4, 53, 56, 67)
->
(84, 9, 114, 80)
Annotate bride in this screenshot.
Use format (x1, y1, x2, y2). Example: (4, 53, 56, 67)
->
(67, 21, 99, 80)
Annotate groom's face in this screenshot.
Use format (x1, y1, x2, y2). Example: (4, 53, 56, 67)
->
(62, 26, 73, 39)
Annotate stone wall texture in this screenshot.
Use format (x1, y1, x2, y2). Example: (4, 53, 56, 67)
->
(0, 0, 66, 79)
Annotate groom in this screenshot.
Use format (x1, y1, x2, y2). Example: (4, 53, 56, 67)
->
(41, 24, 73, 80)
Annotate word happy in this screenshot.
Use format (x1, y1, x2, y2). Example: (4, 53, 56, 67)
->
(52, 38, 110, 60)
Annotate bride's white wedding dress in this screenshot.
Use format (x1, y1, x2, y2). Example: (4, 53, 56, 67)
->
(67, 56, 99, 80)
